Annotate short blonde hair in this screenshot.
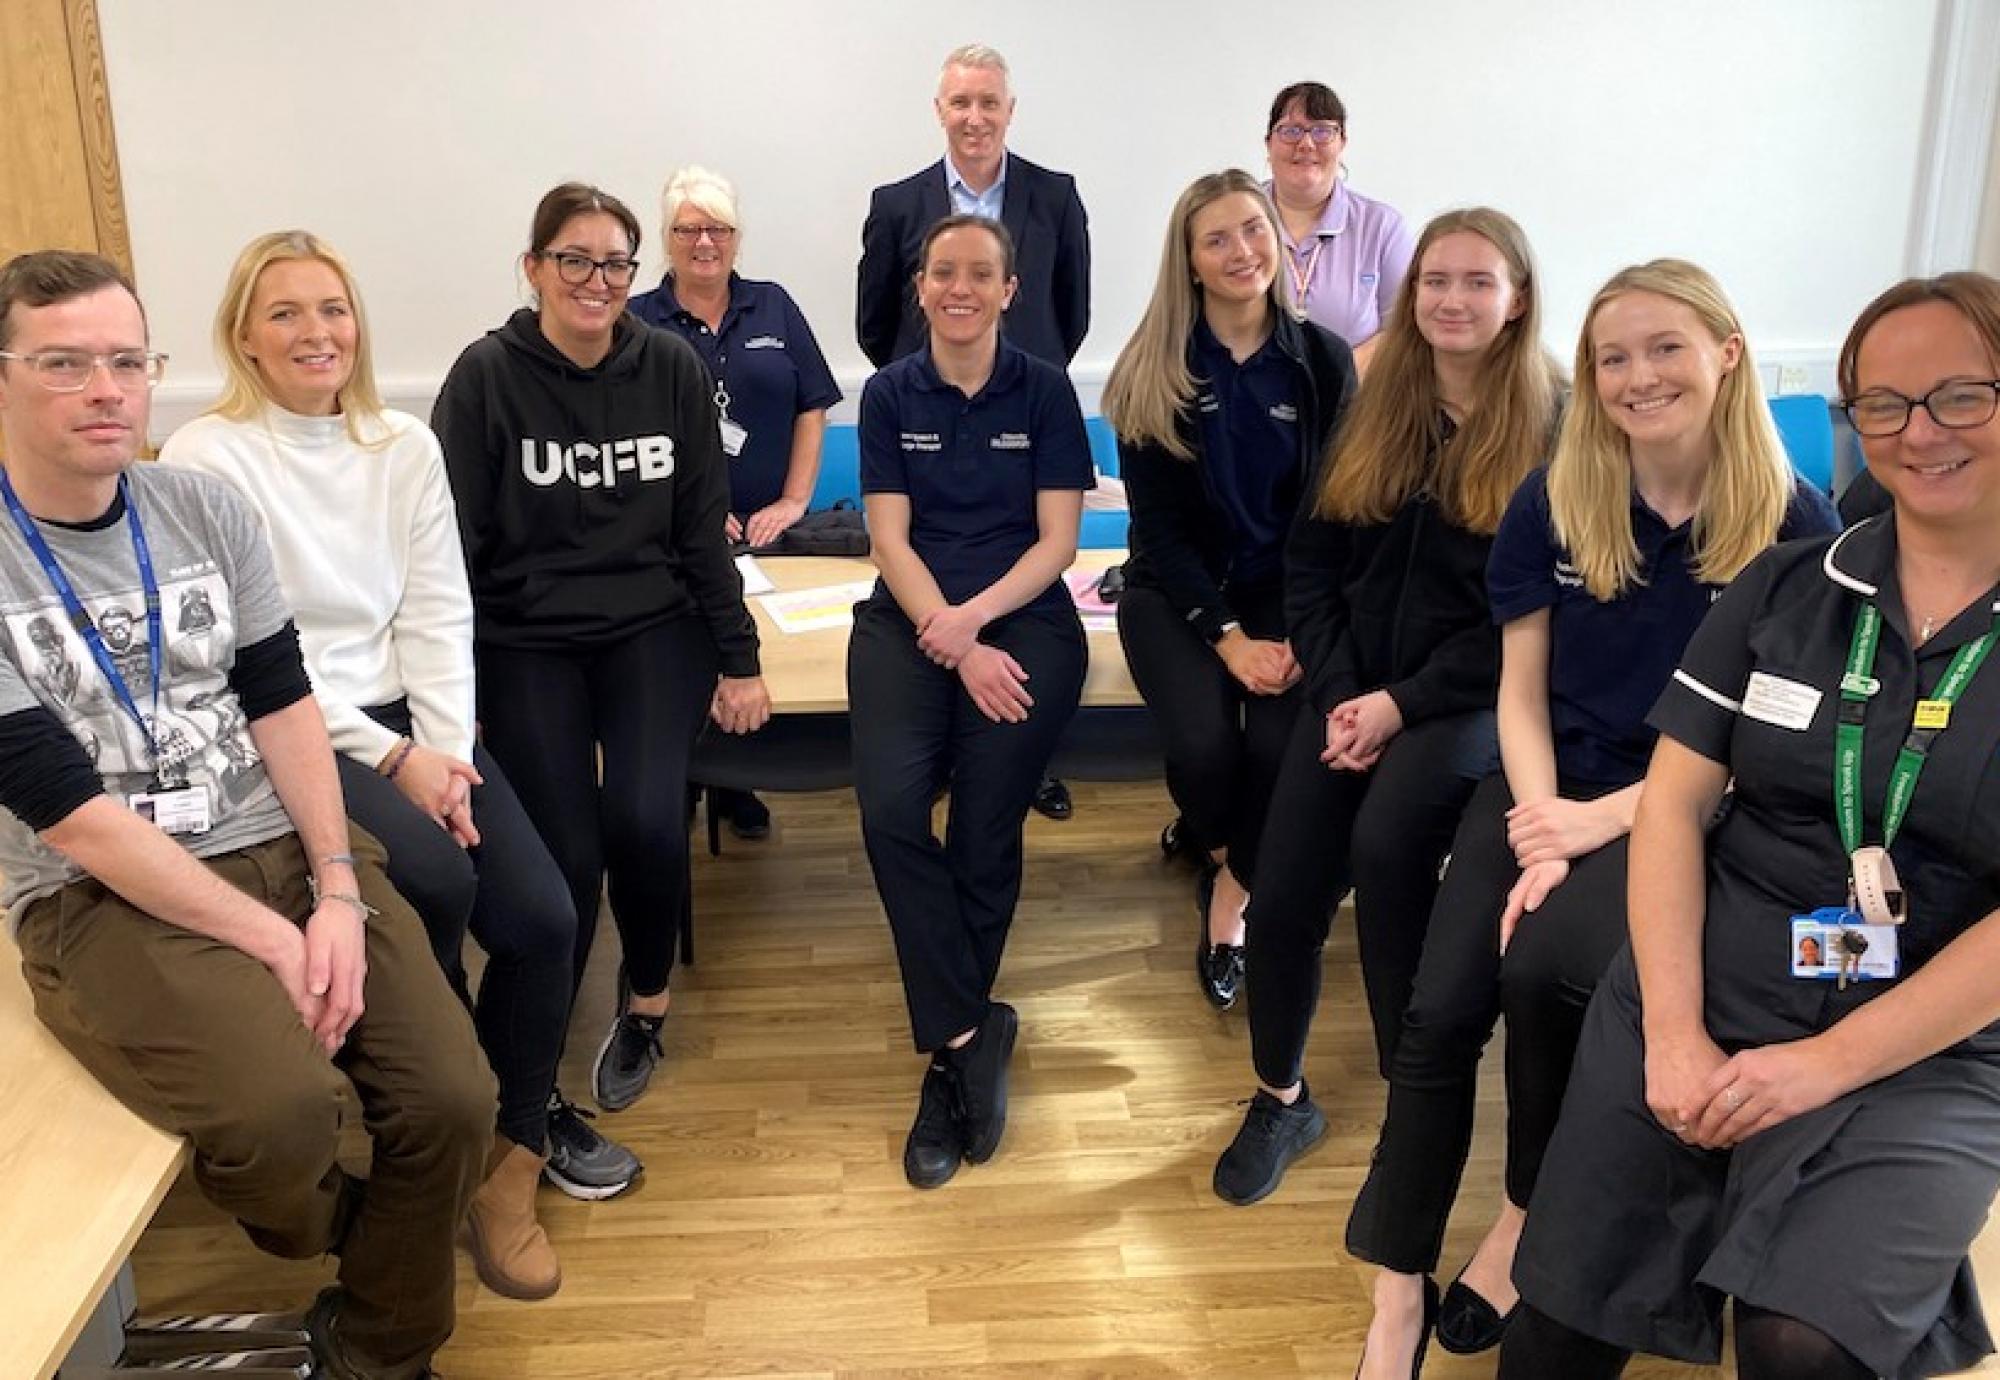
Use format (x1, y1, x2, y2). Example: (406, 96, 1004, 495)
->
(661, 165, 741, 253)
(211, 230, 385, 445)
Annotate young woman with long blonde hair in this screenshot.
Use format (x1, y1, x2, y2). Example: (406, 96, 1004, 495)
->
(1102, 169, 1356, 1009)
(1341, 260, 1836, 1378)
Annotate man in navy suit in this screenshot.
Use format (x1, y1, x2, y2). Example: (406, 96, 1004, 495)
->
(856, 43, 1092, 371)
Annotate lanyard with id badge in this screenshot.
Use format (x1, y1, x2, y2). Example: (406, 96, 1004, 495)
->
(1794, 601, 1995, 988)
(0, 471, 211, 836)
(712, 366, 748, 459)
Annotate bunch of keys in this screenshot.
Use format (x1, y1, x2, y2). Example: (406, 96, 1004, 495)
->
(1836, 928, 1871, 991)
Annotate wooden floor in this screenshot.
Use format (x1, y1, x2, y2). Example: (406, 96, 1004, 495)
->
(128, 781, 1992, 1378)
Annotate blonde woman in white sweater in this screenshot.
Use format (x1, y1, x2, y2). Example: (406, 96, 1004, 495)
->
(161, 231, 637, 1303)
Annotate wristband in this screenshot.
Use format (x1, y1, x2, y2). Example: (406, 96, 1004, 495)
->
(381, 737, 415, 781)
(318, 852, 357, 870)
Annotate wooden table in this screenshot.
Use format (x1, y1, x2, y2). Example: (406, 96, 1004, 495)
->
(0, 934, 186, 1379)
(744, 551, 1139, 713)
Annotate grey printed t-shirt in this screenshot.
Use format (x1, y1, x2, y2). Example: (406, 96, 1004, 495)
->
(0, 464, 296, 917)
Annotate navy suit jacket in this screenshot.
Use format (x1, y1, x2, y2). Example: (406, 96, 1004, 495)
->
(856, 153, 1091, 369)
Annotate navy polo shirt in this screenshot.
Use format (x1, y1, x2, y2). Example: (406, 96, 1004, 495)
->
(629, 273, 842, 514)
(859, 341, 1093, 612)
(1487, 468, 1838, 787)
(1190, 318, 1304, 589)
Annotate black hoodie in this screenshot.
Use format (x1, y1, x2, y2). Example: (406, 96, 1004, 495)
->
(433, 309, 758, 675)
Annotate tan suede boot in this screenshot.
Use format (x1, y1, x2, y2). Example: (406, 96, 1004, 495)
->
(462, 1138, 562, 1300)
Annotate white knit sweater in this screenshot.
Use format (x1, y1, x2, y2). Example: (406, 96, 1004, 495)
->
(160, 405, 476, 765)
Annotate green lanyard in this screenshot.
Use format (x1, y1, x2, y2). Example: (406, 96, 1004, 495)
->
(1835, 602, 1997, 855)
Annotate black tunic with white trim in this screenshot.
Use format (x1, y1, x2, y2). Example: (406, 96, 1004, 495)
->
(1514, 513, 2000, 1377)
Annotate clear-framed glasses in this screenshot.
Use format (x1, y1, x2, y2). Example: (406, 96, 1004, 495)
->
(1272, 122, 1343, 146)
(534, 251, 639, 287)
(1842, 379, 2000, 437)
(0, 349, 167, 392)
(668, 224, 737, 245)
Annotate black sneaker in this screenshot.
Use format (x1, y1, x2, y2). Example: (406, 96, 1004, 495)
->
(723, 787, 772, 841)
(903, 1059, 967, 1189)
(592, 1007, 665, 1112)
(1213, 1084, 1328, 1205)
(946, 1002, 1019, 1163)
(543, 1092, 643, 1201)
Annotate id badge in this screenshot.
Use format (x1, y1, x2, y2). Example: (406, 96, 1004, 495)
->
(718, 418, 748, 457)
(128, 783, 212, 836)
(1790, 906, 1898, 982)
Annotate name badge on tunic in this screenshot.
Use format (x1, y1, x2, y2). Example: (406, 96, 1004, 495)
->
(128, 784, 212, 836)
(1741, 671, 1822, 731)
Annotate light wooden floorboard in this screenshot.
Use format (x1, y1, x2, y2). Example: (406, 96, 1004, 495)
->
(128, 781, 1997, 1377)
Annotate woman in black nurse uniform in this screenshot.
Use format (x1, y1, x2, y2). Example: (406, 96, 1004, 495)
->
(848, 214, 1092, 1192)
(1502, 271, 2000, 1379)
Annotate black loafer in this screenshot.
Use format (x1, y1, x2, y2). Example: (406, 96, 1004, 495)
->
(1436, 1273, 1516, 1354)
(1031, 776, 1073, 820)
(724, 788, 772, 841)
(1198, 941, 1245, 1009)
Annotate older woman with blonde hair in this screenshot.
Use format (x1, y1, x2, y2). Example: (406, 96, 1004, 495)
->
(1338, 259, 1836, 1377)
(161, 230, 606, 1302)
(1101, 168, 1355, 1008)
(631, 164, 840, 839)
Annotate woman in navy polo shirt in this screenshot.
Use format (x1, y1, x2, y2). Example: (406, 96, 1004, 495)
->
(1100, 169, 1356, 1010)
(1340, 260, 1837, 1376)
(630, 165, 842, 841)
(1501, 274, 2000, 1378)
(1210, 208, 1561, 1236)
(848, 214, 1092, 1191)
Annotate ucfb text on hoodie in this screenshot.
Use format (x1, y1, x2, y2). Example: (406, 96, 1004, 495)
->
(432, 309, 760, 676)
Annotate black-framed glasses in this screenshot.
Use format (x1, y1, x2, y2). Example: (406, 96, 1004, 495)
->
(668, 224, 737, 244)
(1841, 379, 2000, 437)
(0, 349, 167, 392)
(534, 251, 639, 287)
(1272, 122, 1343, 145)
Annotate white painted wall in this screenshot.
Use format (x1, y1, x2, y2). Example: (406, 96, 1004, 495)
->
(97, 0, 1944, 438)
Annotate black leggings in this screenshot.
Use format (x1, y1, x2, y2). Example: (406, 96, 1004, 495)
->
(1115, 582, 1301, 885)
(1498, 1303, 1873, 1380)
(475, 616, 719, 1003)
(1346, 772, 1632, 1272)
(1245, 706, 1497, 1088)
(337, 702, 575, 1152)
(849, 597, 1085, 1052)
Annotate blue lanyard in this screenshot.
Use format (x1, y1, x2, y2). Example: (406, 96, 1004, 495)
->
(0, 470, 166, 773)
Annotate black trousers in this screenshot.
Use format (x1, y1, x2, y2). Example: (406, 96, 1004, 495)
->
(337, 703, 575, 1152)
(1115, 582, 1301, 885)
(475, 615, 719, 1003)
(1345, 771, 1632, 1272)
(1245, 706, 1497, 1089)
(849, 596, 1085, 1052)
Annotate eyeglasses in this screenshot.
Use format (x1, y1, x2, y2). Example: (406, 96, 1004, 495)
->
(1841, 379, 2000, 437)
(1272, 122, 1343, 146)
(669, 225, 737, 245)
(0, 349, 167, 392)
(534, 251, 639, 287)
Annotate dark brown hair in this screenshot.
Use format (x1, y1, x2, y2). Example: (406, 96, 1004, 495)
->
(1838, 271, 2000, 399)
(0, 250, 140, 351)
(1266, 81, 1346, 135)
(528, 182, 643, 257)
(917, 214, 1016, 280)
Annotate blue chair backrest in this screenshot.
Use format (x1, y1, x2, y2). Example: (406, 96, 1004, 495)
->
(813, 424, 862, 509)
(1769, 395, 1834, 496)
(1085, 415, 1121, 477)
(1079, 508, 1130, 550)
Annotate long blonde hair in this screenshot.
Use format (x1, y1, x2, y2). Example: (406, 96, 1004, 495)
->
(211, 231, 387, 446)
(1548, 259, 1791, 600)
(1314, 207, 1560, 534)
(1102, 170, 1288, 460)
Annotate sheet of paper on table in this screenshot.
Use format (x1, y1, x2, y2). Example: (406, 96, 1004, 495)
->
(734, 554, 776, 595)
(1064, 569, 1119, 634)
(759, 580, 878, 635)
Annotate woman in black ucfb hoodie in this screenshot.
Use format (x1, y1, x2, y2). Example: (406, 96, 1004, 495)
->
(433, 184, 769, 1167)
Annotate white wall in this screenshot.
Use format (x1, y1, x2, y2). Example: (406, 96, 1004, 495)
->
(98, 0, 1942, 438)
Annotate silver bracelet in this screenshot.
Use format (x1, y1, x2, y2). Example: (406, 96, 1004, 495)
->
(308, 876, 379, 920)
